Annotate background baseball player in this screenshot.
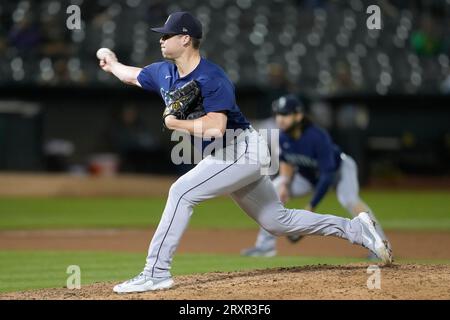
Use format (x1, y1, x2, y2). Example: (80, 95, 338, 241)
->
(98, 11, 392, 294)
(242, 95, 389, 258)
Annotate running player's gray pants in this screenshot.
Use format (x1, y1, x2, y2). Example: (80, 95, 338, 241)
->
(254, 155, 386, 251)
(144, 129, 365, 278)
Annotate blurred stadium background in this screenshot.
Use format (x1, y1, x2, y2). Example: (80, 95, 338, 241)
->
(0, 0, 449, 298)
(0, 0, 449, 181)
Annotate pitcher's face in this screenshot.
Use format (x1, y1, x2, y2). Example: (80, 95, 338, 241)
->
(159, 34, 190, 60)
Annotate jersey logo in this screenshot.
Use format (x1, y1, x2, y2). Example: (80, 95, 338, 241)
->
(165, 75, 172, 79)
(160, 88, 173, 106)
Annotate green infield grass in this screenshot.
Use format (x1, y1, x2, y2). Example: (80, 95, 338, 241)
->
(0, 190, 448, 230)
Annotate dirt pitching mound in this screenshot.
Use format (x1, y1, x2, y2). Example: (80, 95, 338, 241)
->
(1, 263, 449, 300)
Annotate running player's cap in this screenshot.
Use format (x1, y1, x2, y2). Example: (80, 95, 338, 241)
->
(151, 11, 203, 39)
(272, 95, 305, 115)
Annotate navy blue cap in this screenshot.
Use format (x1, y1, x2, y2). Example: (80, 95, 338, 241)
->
(151, 11, 203, 39)
(272, 95, 305, 115)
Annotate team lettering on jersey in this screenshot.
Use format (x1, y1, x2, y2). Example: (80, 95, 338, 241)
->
(283, 153, 318, 168)
(161, 88, 173, 106)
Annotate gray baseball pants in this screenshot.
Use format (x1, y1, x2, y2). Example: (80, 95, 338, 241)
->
(144, 128, 365, 278)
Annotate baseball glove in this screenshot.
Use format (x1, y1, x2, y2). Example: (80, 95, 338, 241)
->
(162, 80, 206, 127)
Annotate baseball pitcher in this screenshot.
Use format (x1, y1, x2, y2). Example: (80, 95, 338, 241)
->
(98, 11, 393, 294)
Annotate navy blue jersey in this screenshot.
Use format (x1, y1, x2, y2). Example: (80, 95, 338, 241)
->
(279, 124, 342, 208)
(137, 57, 250, 133)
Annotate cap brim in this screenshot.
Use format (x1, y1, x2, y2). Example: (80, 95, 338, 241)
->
(150, 26, 178, 34)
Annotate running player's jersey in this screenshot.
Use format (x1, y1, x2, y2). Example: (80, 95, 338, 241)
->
(279, 124, 342, 207)
(137, 57, 250, 132)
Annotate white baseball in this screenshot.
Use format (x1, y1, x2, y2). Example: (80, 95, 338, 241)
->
(96, 48, 115, 60)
